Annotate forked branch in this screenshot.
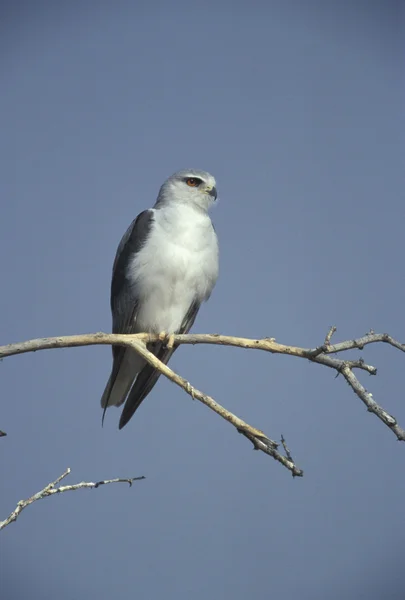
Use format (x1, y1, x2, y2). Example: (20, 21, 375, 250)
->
(1, 327, 404, 478)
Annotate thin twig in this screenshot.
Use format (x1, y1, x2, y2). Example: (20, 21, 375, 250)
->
(324, 325, 337, 346)
(340, 366, 404, 439)
(320, 332, 405, 355)
(281, 435, 294, 464)
(0, 468, 145, 530)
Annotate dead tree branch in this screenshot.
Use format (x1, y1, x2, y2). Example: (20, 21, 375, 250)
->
(1, 327, 404, 477)
(0, 468, 145, 530)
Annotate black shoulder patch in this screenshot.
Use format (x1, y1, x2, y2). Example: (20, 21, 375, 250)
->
(111, 210, 154, 309)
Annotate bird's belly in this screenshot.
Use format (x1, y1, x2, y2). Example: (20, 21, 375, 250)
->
(129, 236, 218, 334)
(137, 287, 193, 333)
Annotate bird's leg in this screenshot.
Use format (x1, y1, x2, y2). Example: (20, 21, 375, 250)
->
(158, 331, 175, 349)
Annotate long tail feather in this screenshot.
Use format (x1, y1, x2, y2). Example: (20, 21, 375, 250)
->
(118, 343, 175, 429)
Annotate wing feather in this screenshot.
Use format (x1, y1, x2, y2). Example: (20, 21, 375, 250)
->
(101, 210, 154, 411)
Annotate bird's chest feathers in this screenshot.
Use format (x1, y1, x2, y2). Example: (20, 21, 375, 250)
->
(127, 207, 218, 322)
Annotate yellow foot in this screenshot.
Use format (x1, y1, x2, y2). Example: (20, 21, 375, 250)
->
(158, 331, 175, 349)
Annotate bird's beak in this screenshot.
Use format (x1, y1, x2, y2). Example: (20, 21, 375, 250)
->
(206, 186, 217, 200)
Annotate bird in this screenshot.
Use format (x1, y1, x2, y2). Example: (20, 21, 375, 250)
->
(101, 169, 219, 429)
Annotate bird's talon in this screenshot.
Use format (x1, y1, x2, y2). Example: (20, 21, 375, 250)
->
(158, 331, 175, 349)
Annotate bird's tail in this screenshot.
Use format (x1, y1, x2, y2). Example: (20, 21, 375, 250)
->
(118, 343, 175, 429)
(101, 371, 133, 409)
(101, 350, 144, 408)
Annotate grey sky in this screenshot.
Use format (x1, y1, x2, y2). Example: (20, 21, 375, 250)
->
(1, 2, 404, 599)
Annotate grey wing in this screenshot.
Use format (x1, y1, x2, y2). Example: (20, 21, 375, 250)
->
(100, 210, 154, 411)
(118, 301, 201, 429)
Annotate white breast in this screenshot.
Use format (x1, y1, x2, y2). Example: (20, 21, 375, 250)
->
(127, 204, 219, 334)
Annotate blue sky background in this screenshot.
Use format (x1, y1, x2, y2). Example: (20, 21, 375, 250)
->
(1, 2, 404, 599)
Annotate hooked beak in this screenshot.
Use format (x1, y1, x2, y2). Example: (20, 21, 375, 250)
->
(206, 186, 217, 201)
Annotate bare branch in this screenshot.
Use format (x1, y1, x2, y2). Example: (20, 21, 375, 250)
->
(0, 468, 145, 530)
(340, 366, 404, 440)
(0, 333, 305, 476)
(1, 327, 404, 475)
(280, 435, 295, 464)
(324, 325, 337, 346)
(127, 339, 303, 477)
(320, 332, 405, 355)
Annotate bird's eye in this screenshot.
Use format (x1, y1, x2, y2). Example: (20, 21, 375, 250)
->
(186, 177, 200, 187)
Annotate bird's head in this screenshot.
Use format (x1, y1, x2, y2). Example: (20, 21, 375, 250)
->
(156, 169, 217, 212)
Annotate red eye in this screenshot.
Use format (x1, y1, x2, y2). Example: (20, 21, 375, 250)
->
(186, 178, 198, 187)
